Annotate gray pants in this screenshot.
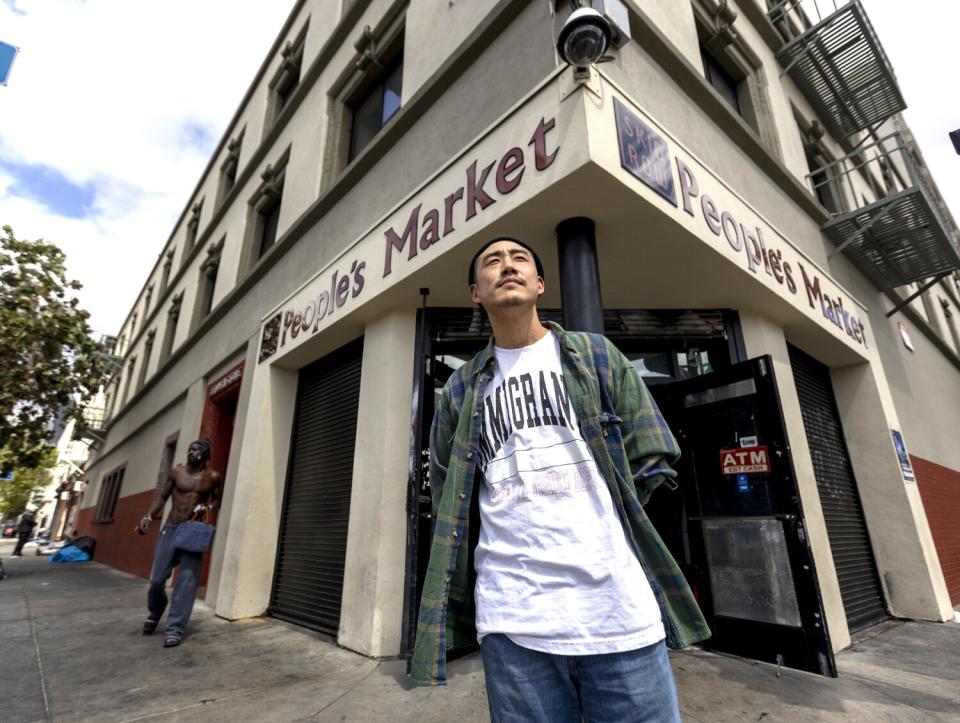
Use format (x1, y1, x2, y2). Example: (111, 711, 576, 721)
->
(148, 524, 203, 637)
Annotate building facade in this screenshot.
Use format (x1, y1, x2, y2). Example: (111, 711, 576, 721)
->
(79, 0, 960, 675)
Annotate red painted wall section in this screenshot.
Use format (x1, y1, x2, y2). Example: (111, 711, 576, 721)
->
(76, 489, 158, 580)
(913, 455, 960, 605)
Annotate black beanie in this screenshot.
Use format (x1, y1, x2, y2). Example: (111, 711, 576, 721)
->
(468, 236, 545, 285)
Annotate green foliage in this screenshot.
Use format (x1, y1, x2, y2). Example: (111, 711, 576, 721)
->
(0, 225, 105, 469)
(0, 447, 56, 519)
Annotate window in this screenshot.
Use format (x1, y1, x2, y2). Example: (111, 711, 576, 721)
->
(120, 357, 136, 407)
(216, 132, 244, 208)
(95, 465, 125, 522)
(184, 201, 203, 257)
(136, 330, 156, 392)
(240, 154, 288, 276)
(144, 284, 154, 318)
(193, 238, 224, 329)
(159, 291, 184, 365)
(160, 250, 175, 295)
(267, 26, 307, 127)
(259, 193, 282, 258)
(129, 312, 138, 342)
(692, 2, 780, 155)
(348, 55, 403, 162)
(701, 45, 741, 115)
(941, 298, 960, 354)
(800, 119, 843, 215)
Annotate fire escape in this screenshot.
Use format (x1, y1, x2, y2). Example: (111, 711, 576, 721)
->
(769, 0, 960, 312)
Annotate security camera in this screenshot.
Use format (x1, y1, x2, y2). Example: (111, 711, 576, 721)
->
(556, 7, 613, 69)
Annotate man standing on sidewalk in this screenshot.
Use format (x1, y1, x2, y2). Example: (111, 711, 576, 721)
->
(411, 237, 710, 720)
(135, 438, 222, 648)
(11, 510, 36, 557)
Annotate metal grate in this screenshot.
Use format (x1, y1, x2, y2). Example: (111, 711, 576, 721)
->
(269, 338, 363, 635)
(429, 308, 728, 342)
(809, 132, 960, 290)
(770, 0, 905, 139)
(788, 344, 887, 632)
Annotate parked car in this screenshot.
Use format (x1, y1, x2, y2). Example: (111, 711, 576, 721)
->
(2, 521, 18, 538)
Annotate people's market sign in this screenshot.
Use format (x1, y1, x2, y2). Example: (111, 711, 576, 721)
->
(259, 115, 560, 363)
(611, 96, 869, 350)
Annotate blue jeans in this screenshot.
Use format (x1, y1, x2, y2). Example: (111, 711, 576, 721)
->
(480, 634, 681, 723)
(147, 524, 203, 638)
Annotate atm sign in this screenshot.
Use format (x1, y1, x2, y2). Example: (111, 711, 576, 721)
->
(720, 446, 770, 475)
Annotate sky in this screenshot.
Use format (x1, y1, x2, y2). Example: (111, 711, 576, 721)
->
(0, 0, 957, 339)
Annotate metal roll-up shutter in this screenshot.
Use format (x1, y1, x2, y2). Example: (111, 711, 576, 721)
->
(269, 337, 363, 634)
(788, 344, 887, 632)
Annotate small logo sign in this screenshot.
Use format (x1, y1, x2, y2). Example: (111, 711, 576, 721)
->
(720, 445, 770, 475)
(613, 97, 677, 206)
(0, 42, 18, 86)
(891, 430, 915, 483)
(259, 313, 282, 363)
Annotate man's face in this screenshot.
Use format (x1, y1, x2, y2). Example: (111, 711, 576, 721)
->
(187, 443, 204, 466)
(469, 240, 544, 311)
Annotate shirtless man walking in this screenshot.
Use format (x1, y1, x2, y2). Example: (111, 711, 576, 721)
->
(135, 438, 222, 647)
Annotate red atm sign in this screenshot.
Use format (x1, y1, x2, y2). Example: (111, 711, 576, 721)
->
(720, 446, 770, 475)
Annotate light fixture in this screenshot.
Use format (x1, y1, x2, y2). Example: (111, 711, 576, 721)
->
(556, 7, 612, 70)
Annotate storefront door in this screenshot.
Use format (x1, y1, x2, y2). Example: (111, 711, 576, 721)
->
(653, 357, 837, 676)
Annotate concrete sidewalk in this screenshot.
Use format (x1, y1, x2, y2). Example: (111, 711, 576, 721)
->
(2, 539, 959, 722)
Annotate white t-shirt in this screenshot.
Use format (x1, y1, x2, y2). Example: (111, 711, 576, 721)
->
(474, 330, 665, 655)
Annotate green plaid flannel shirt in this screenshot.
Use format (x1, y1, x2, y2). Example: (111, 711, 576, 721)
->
(410, 322, 710, 685)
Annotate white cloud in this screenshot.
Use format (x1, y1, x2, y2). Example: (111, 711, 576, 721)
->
(0, 0, 295, 337)
(0, 0, 956, 343)
(862, 0, 960, 224)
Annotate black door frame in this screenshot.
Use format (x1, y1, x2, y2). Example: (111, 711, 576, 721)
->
(660, 357, 837, 676)
(401, 307, 745, 661)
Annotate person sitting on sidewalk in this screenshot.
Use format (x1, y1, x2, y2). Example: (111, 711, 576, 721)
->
(135, 438, 222, 648)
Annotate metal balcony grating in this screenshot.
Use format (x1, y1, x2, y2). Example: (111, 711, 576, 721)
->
(822, 189, 960, 290)
(810, 133, 960, 290)
(770, 0, 905, 139)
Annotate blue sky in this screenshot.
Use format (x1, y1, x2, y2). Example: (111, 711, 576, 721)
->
(1, 160, 95, 218)
(0, 0, 294, 337)
(0, 0, 957, 338)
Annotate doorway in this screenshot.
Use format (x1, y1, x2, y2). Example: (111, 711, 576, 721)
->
(197, 362, 243, 591)
(405, 309, 738, 653)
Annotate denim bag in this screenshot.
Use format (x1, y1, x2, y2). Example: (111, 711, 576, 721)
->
(173, 482, 215, 553)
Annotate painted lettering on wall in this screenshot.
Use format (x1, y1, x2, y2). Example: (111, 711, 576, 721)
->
(614, 99, 867, 349)
(674, 158, 867, 348)
(382, 116, 559, 276)
(279, 258, 367, 347)
(258, 116, 560, 363)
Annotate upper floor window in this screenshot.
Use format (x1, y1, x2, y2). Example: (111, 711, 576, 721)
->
(159, 291, 184, 365)
(184, 201, 203, 258)
(121, 357, 136, 407)
(136, 330, 156, 392)
(144, 284, 154, 318)
(194, 238, 225, 330)
(267, 25, 308, 127)
(217, 131, 244, 208)
(348, 54, 403, 162)
(160, 249, 175, 295)
(241, 153, 288, 277)
(701, 45, 742, 115)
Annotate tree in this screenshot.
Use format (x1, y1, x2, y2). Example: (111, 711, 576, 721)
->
(0, 225, 105, 469)
(0, 448, 56, 519)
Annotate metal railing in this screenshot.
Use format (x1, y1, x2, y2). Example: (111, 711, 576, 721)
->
(768, 0, 846, 40)
(807, 133, 920, 217)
